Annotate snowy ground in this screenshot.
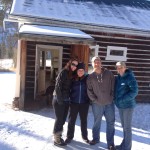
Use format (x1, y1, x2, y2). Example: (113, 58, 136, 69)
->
(0, 72, 150, 150)
(0, 59, 14, 70)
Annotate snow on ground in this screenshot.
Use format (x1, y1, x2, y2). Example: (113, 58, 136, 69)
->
(0, 72, 150, 150)
(0, 72, 16, 104)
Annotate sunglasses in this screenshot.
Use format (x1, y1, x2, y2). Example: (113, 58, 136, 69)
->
(71, 63, 77, 67)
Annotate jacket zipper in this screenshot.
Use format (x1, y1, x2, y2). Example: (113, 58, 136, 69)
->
(79, 82, 81, 103)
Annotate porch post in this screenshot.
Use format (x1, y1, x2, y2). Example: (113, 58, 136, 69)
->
(15, 40, 21, 98)
(19, 40, 27, 110)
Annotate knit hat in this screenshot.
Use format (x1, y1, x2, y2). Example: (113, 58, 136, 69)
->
(77, 62, 85, 70)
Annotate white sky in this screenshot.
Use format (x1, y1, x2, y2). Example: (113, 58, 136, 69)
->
(0, 72, 150, 150)
(10, 0, 150, 32)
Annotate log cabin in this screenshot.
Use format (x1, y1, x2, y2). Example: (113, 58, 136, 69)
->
(6, 0, 150, 110)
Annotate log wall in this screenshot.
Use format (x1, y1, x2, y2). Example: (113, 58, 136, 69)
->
(85, 30, 150, 102)
(24, 31, 150, 103)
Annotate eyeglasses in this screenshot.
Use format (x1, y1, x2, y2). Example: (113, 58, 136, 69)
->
(71, 63, 77, 67)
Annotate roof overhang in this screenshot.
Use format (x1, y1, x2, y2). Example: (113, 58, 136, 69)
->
(18, 24, 96, 45)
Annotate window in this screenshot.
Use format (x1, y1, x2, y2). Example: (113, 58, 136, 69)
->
(106, 46, 127, 61)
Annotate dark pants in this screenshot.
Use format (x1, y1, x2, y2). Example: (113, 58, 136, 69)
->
(53, 100, 69, 134)
(67, 103, 89, 139)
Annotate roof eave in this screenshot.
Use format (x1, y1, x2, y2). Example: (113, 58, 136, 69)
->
(18, 33, 96, 46)
(8, 14, 150, 38)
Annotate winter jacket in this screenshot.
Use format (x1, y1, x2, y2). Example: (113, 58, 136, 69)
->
(70, 74, 89, 104)
(87, 68, 115, 105)
(114, 69, 138, 109)
(53, 69, 72, 104)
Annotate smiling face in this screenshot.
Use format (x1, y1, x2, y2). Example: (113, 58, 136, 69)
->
(116, 65, 126, 76)
(92, 59, 101, 70)
(70, 60, 78, 71)
(77, 69, 85, 77)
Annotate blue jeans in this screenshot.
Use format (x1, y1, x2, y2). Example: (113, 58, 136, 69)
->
(92, 102, 115, 147)
(118, 108, 134, 150)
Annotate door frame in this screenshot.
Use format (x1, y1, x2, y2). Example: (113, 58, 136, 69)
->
(34, 44, 63, 99)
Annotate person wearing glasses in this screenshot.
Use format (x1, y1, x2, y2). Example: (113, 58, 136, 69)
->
(65, 62, 90, 144)
(114, 62, 138, 150)
(87, 56, 115, 150)
(52, 58, 78, 147)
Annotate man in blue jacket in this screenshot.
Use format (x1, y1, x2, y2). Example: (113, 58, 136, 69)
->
(114, 61, 138, 150)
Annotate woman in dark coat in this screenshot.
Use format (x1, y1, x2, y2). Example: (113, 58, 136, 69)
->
(52, 58, 78, 146)
(65, 62, 90, 144)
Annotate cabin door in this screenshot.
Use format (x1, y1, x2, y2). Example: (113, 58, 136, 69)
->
(35, 45, 63, 98)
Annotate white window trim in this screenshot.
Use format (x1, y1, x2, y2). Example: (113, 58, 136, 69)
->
(106, 46, 127, 61)
(34, 45, 63, 99)
(88, 45, 99, 73)
(89, 45, 99, 62)
(90, 45, 99, 55)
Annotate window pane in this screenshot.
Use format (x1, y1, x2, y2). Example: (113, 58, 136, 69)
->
(46, 51, 51, 67)
(110, 50, 123, 56)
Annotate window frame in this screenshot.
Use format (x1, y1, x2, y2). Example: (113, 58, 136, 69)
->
(89, 45, 99, 63)
(106, 46, 127, 61)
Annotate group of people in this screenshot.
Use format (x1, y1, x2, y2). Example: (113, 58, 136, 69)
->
(52, 56, 138, 150)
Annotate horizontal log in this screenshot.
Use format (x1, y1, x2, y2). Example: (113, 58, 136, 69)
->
(26, 61, 36, 66)
(26, 71, 35, 76)
(25, 82, 34, 87)
(138, 90, 150, 94)
(136, 95, 150, 102)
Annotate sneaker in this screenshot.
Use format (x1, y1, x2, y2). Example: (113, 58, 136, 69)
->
(82, 137, 89, 143)
(54, 138, 67, 147)
(65, 138, 72, 144)
(108, 145, 116, 150)
(89, 140, 99, 145)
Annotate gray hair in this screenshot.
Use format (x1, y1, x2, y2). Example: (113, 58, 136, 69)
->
(91, 56, 101, 62)
(116, 61, 126, 67)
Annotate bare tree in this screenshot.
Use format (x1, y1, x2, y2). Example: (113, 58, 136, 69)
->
(0, 0, 12, 26)
(0, 0, 18, 69)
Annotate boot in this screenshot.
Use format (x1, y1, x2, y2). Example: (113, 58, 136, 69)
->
(82, 137, 89, 144)
(65, 138, 72, 144)
(54, 132, 67, 146)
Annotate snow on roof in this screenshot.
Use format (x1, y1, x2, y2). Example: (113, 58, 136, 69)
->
(19, 24, 93, 39)
(10, 0, 150, 31)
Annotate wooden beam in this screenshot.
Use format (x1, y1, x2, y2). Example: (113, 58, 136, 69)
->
(18, 33, 96, 46)
(19, 40, 27, 110)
